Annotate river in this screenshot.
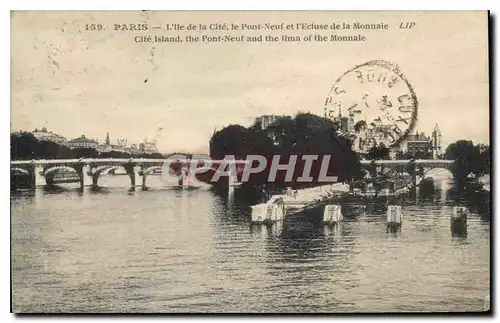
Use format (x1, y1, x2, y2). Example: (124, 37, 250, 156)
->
(11, 175, 490, 313)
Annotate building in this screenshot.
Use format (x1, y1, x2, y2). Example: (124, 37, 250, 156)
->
(339, 116, 354, 133)
(117, 138, 128, 148)
(327, 107, 355, 133)
(105, 132, 110, 145)
(393, 123, 443, 159)
(96, 145, 112, 153)
(142, 141, 158, 153)
(96, 132, 113, 153)
(255, 115, 282, 130)
(407, 133, 433, 158)
(431, 123, 442, 158)
(68, 135, 99, 149)
(32, 127, 68, 145)
(402, 131, 433, 158)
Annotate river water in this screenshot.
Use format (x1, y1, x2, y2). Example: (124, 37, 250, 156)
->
(11, 175, 490, 313)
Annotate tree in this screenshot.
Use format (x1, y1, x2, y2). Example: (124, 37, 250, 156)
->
(444, 140, 482, 182)
(367, 143, 390, 160)
(208, 113, 363, 188)
(11, 131, 163, 160)
(209, 124, 274, 160)
(478, 145, 491, 176)
(69, 147, 99, 158)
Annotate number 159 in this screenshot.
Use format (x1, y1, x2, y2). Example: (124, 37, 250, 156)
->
(85, 24, 104, 31)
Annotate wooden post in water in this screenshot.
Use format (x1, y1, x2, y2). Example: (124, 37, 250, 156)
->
(269, 202, 285, 223)
(251, 203, 267, 223)
(387, 205, 403, 232)
(323, 204, 343, 225)
(251, 196, 285, 224)
(451, 206, 468, 237)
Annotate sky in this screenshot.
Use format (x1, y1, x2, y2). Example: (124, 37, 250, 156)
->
(11, 11, 490, 153)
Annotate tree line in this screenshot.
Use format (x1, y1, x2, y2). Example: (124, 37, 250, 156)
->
(209, 114, 491, 187)
(209, 113, 365, 187)
(443, 140, 490, 182)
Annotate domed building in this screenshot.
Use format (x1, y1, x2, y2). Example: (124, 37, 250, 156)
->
(68, 134, 98, 149)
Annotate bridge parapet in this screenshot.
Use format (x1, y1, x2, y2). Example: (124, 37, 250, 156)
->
(360, 159, 453, 166)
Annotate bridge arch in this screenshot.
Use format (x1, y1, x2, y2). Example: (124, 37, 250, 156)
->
(11, 167, 30, 175)
(422, 167, 453, 179)
(104, 165, 127, 175)
(92, 165, 119, 177)
(89, 165, 132, 187)
(143, 166, 163, 176)
(45, 166, 80, 177)
(415, 167, 453, 187)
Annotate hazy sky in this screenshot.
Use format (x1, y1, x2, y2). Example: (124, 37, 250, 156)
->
(11, 11, 489, 153)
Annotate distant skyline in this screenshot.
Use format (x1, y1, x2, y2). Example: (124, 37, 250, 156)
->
(13, 126, 159, 148)
(11, 11, 489, 154)
(11, 120, 460, 155)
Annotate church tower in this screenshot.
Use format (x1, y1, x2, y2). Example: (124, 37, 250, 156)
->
(105, 132, 110, 145)
(431, 123, 442, 158)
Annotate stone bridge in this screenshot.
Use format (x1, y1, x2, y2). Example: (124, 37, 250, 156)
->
(10, 158, 176, 191)
(11, 158, 455, 191)
(360, 159, 454, 185)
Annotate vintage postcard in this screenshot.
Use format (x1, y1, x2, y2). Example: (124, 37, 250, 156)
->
(10, 11, 491, 313)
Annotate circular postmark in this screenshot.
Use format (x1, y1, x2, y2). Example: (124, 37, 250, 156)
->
(325, 60, 418, 154)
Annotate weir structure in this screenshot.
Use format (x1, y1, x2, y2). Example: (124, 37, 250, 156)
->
(249, 159, 456, 234)
(250, 185, 469, 237)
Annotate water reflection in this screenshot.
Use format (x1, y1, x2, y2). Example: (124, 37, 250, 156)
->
(451, 220, 468, 238)
(323, 223, 342, 237)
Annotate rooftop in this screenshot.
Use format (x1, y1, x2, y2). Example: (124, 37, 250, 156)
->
(69, 135, 98, 143)
(32, 127, 66, 137)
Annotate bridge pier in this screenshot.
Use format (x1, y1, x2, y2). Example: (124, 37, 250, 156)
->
(92, 173, 100, 189)
(124, 163, 141, 191)
(130, 166, 143, 191)
(409, 162, 417, 187)
(33, 165, 46, 188)
(142, 173, 148, 191)
(181, 166, 189, 188)
(79, 164, 92, 191)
